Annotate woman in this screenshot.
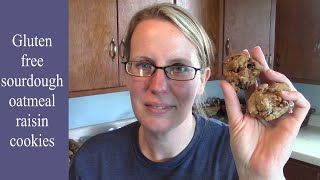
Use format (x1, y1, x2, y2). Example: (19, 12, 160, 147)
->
(70, 3, 310, 180)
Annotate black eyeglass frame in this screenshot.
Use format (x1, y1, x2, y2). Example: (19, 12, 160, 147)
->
(122, 61, 202, 81)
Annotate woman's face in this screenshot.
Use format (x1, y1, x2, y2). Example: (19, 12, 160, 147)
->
(127, 19, 210, 133)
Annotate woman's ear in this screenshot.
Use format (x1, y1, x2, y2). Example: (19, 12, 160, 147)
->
(197, 67, 211, 95)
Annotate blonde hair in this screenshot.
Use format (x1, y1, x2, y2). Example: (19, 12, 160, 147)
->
(124, 3, 214, 69)
(124, 3, 215, 116)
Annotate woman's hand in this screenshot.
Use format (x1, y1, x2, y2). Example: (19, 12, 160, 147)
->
(220, 46, 310, 180)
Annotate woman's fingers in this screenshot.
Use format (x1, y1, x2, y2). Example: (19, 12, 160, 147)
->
(269, 90, 311, 135)
(251, 46, 270, 71)
(241, 49, 250, 57)
(223, 47, 309, 130)
(261, 69, 297, 91)
(220, 80, 243, 125)
(278, 90, 311, 124)
(250, 47, 296, 90)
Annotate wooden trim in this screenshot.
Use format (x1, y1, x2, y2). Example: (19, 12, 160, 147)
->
(285, 158, 320, 180)
(69, 86, 128, 98)
(287, 158, 320, 170)
(269, 0, 276, 69)
(216, 0, 225, 80)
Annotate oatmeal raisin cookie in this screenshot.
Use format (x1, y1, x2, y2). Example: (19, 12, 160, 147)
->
(223, 54, 263, 92)
(247, 83, 291, 121)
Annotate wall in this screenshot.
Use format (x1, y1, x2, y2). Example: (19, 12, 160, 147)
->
(69, 81, 320, 129)
(293, 83, 320, 114)
(69, 91, 134, 129)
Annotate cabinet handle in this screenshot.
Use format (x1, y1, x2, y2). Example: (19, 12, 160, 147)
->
(265, 54, 268, 64)
(119, 39, 125, 61)
(109, 38, 117, 62)
(226, 38, 230, 56)
(268, 55, 272, 67)
(314, 39, 320, 56)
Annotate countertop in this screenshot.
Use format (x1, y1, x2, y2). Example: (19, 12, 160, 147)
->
(291, 114, 320, 166)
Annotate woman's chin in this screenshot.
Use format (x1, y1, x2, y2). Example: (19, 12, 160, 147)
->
(139, 118, 177, 134)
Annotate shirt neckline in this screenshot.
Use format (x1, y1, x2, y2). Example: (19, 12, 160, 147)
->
(131, 114, 205, 171)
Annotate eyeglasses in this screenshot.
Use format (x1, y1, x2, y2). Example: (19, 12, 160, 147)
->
(123, 61, 201, 81)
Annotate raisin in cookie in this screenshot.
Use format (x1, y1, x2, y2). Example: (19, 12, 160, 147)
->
(223, 54, 263, 92)
(247, 83, 291, 121)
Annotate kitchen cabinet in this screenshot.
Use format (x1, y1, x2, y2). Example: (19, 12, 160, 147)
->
(69, 0, 278, 97)
(284, 158, 320, 180)
(178, 0, 276, 79)
(223, 0, 276, 67)
(176, 0, 222, 79)
(69, 0, 172, 97)
(274, 0, 320, 84)
(69, 0, 118, 97)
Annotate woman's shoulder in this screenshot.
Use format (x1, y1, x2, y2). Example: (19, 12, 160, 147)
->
(76, 121, 139, 155)
(194, 113, 230, 141)
(195, 113, 229, 129)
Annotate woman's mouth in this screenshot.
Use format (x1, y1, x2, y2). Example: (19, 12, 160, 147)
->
(145, 103, 175, 114)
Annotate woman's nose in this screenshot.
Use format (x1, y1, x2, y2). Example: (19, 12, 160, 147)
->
(148, 68, 169, 94)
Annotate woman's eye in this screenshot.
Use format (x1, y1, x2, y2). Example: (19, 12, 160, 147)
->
(136, 62, 152, 69)
(173, 66, 188, 73)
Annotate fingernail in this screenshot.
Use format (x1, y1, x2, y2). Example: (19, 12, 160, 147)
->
(254, 46, 261, 49)
(279, 91, 289, 96)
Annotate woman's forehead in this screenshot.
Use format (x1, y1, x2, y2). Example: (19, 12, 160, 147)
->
(132, 19, 184, 40)
(130, 19, 199, 64)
